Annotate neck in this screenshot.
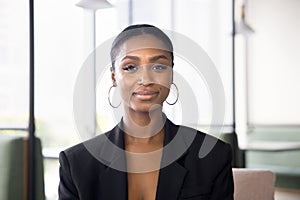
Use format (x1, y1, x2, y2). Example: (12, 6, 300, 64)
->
(123, 107, 165, 139)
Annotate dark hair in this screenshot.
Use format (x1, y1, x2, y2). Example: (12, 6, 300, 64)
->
(110, 24, 174, 70)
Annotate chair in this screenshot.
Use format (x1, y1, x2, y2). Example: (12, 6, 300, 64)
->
(233, 168, 276, 200)
(0, 134, 45, 200)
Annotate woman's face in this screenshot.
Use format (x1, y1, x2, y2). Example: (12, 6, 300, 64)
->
(112, 34, 173, 113)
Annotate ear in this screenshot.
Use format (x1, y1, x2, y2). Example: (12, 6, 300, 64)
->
(110, 67, 117, 86)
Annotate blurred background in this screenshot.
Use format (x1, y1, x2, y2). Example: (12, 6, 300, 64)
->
(0, 0, 299, 199)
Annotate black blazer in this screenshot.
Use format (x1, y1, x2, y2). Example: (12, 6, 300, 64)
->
(59, 118, 234, 200)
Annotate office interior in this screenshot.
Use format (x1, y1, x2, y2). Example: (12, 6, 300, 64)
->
(0, 0, 299, 199)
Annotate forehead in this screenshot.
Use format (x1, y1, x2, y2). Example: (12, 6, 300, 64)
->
(117, 34, 170, 58)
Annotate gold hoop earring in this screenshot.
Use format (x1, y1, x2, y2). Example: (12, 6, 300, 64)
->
(108, 86, 121, 108)
(166, 83, 179, 105)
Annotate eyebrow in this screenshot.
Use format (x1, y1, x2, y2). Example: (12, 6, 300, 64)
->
(149, 55, 169, 62)
(121, 55, 170, 62)
(121, 55, 140, 62)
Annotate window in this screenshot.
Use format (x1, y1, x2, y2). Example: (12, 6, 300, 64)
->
(0, 0, 29, 129)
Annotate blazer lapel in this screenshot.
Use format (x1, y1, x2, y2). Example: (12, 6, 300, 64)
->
(93, 123, 128, 200)
(155, 118, 196, 200)
(156, 161, 187, 200)
(99, 165, 128, 200)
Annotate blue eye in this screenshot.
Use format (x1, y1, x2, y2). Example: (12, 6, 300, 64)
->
(152, 64, 167, 71)
(122, 65, 138, 72)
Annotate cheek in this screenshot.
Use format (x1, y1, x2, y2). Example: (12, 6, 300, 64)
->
(115, 74, 136, 100)
(115, 69, 138, 85)
(116, 73, 136, 88)
(156, 73, 173, 88)
(159, 73, 173, 99)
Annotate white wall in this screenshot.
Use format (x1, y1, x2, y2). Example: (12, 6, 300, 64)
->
(247, 0, 300, 125)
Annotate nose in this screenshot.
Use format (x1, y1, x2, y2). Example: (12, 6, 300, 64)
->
(138, 66, 153, 86)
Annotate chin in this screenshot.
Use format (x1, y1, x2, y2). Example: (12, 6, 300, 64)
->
(129, 103, 163, 113)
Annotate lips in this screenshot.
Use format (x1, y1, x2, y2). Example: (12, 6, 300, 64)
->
(133, 90, 159, 100)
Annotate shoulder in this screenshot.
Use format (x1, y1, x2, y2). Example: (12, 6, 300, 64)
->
(170, 122, 232, 165)
(173, 124, 233, 184)
(167, 120, 231, 157)
(194, 126, 231, 155)
(59, 128, 115, 168)
(192, 128, 232, 158)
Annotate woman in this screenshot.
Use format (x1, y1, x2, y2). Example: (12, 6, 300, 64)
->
(59, 24, 234, 200)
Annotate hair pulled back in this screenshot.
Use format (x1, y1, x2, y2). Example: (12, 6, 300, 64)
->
(110, 24, 174, 70)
